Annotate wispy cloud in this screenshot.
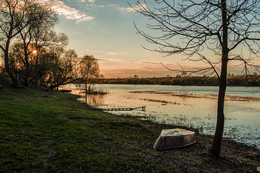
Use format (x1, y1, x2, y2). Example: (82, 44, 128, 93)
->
(116, 3, 148, 13)
(99, 58, 166, 70)
(99, 59, 172, 78)
(44, 1, 94, 23)
(85, 4, 105, 8)
(117, 7, 135, 13)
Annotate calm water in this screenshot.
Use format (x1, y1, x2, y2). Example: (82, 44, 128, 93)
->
(64, 84, 260, 149)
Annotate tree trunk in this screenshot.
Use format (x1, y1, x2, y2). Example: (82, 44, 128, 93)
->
(24, 48, 30, 87)
(5, 61, 18, 87)
(25, 60, 30, 87)
(209, 64, 227, 157)
(209, 0, 229, 158)
(4, 42, 18, 87)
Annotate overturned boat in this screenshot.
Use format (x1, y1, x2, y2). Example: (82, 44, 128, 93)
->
(153, 128, 196, 150)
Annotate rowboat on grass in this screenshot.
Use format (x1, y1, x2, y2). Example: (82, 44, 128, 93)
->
(153, 128, 196, 150)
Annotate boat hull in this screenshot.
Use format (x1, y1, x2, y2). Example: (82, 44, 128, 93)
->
(153, 128, 196, 150)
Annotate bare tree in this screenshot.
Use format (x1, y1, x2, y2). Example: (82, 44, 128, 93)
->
(79, 55, 100, 94)
(30, 29, 69, 86)
(48, 49, 78, 90)
(17, 1, 57, 87)
(0, 0, 33, 87)
(133, 0, 260, 157)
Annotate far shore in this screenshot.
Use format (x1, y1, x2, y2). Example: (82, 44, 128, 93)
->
(130, 90, 260, 102)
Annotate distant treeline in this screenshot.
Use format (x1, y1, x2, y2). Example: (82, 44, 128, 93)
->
(99, 75, 260, 86)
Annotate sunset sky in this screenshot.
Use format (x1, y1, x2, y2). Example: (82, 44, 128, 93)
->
(46, 0, 257, 78)
(38, 0, 190, 78)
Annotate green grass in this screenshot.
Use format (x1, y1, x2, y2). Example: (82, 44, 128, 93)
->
(0, 88, 259, 172)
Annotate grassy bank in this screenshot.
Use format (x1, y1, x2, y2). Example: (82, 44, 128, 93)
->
(0, 88, 259, 172)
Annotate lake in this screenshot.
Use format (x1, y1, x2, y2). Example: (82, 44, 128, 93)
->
(63, 84, 260, 149)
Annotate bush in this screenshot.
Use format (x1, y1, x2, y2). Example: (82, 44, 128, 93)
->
(0, 74, 12, 88)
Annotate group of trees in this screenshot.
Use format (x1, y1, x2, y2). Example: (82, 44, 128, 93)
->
(101, 74, 260, 86)
(0, 0, 99, 89)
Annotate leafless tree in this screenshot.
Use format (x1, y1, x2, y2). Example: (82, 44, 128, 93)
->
(133, 0, 260, 157)
(48, 49, 78, 90)
(79, 55, 100, 94)
(17, 1, 57, 87)
(0, 0, 33, 87)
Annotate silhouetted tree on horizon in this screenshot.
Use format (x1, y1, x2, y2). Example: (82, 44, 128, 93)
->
(0, 0, 89, 89)
(0, 0, 39, 87)
(79, 55, 100, 94)
(17, 1, 57, 87)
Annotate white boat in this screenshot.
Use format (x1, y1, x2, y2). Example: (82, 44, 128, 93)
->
(153, 128, 196, 150)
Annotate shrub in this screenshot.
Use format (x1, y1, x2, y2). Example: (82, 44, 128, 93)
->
(0, 74, 12, 88)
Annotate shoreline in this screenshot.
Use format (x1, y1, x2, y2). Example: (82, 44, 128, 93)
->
(64, 86, 260, 149)
(1, 88, 259, 172)
(81, 91, 260, 150)
(103, 109, 260, 151)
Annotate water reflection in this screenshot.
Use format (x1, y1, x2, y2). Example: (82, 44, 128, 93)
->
(61, 85, 107, 105)
(62, 84, 260, 149)
(81, 93, 106, 105)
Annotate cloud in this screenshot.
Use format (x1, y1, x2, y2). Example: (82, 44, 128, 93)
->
(117, 7, 135, 13)
(108, 4, 117, 7)
(85, 4, 104, 8)
(99, 58, 167, 71)
(47, 1, 94, 23)
(87, 0, 95, 2)
(116, 3, 148, 13)
(106, 51, 126, 55)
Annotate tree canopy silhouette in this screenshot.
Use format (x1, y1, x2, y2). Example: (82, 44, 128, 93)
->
(79, 54, 100, 93)
(0, 0, 100, 89)
(0, 0, 31, 86)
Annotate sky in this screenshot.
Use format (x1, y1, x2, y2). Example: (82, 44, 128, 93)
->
(44, 0, 258, 78)
(41, 0, 192, 78)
